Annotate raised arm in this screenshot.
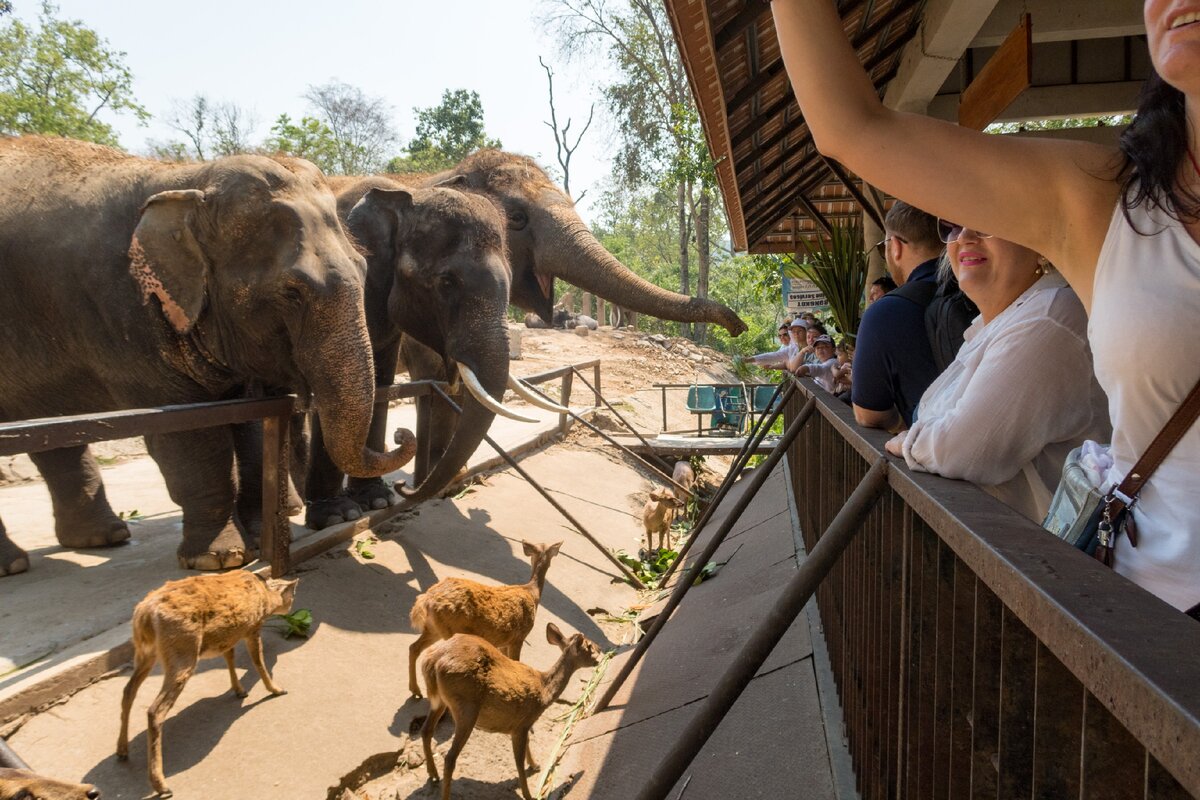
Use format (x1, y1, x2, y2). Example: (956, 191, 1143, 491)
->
(770, 0, 1123, 307)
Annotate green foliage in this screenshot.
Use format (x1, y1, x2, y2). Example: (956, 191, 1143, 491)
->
(615, 548, 678, 584)
(265, 113, 339, 174)
(986, 114, 1133, 135)
(0, 1, 148, 145)
(786, 220, 870, 339)
(388, 89, 500, 174)
(354, 536, 377, 560)
(270, 609, 313, 640)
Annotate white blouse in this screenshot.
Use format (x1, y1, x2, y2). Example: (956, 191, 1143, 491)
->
(902, 274, 1112, 522)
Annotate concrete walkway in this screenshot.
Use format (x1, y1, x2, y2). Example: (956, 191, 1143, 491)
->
(0, 397, 576, 717)
(556, 460, 848, 799)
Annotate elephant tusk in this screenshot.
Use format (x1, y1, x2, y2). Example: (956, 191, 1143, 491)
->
(507, 375, 571, 413)
(459, 364, 539, 423)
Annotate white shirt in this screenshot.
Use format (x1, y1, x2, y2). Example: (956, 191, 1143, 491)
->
(902, 274, 1111, 523)
(801, 357, 840, 394)
(1090, 196, 1200, 611)
(749, 342, 794, 368)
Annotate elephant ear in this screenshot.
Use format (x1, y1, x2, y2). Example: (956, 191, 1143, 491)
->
(351, 187, 420, 278)
(432, 174, 468, 190)
(128, 189, 209, 335)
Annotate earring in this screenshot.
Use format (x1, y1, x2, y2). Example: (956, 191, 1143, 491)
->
(1034, 256, 1049, 277)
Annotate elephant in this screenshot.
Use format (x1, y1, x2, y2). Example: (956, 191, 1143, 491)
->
(0, 136, 415, 577)
(300, 177, 537, 529)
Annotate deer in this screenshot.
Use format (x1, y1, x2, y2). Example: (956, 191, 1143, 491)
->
(642, 488, 683, 552)
(408, 540, 562, 699)
(0, 768, 100, 800)
(671, 460, 697, 505)
(116, 571, 298, 798)
(420, 623, 601, 800)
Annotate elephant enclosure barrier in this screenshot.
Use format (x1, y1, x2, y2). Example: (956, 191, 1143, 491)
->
(0, 360, 603, 580)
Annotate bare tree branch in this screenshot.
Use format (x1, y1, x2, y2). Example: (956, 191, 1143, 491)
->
(540, 55, 594, 202)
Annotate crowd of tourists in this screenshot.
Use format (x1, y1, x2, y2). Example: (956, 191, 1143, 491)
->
(744, 0, 1200, 620)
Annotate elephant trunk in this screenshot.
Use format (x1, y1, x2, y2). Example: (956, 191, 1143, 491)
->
(298, 287, 417, 478)
(399, 316, 510, 503)
(544, 207, 748, 336)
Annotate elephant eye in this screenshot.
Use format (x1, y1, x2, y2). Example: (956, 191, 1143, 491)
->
(438, 273, 459, 292)
(507, 210, 528, 231)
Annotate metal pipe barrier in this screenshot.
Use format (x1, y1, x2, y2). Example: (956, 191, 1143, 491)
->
(657, 379, 793, 585)
(637, 458, 888, 800)
(427, 384, 646, 590)
(569, 366, 671, 471)
(786, 382, 1200, 798)
(0, 737, 30, 770)
(592, 392, 817, 713)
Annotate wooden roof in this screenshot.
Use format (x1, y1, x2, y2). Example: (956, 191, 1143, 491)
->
(664, 0, 924, 253)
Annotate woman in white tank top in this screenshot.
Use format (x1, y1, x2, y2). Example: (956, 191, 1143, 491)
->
(765, 1, 1200, 613)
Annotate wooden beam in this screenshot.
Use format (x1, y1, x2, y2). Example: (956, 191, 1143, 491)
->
(822, 157, 885, 229)
(796, 193, 836, 239)
(713, 1, 771, 51)
(724, 59, 786, 117)
(958, 14, 1032, 130)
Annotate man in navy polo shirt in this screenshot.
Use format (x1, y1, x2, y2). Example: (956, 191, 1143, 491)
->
(851, 201, 943, 431)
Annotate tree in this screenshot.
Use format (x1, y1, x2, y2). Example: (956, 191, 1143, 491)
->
(540, 56, 593, 202)
(0, 1, 148, 145)
(302, 81, 396, 174)
(265, 113, 339, 174)
(389, 88, 501, 174)
(149, 94, 256, 161)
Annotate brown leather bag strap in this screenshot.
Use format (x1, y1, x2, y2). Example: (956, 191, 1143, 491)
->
(1108, 375, 1200, 516)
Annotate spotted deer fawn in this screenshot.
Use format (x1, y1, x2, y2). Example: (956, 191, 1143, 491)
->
(408, 540, 562, 698)
(642, 488, 683, 551)
(0, 768, 100, 799)
(117, 571, 298, 797)
(421, 623, 601, 800)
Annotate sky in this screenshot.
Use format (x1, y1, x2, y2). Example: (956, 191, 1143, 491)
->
(12, 0, 617, 222)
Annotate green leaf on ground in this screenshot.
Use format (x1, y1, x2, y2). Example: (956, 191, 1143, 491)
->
(270, 609, 313, 639)
(354, 537, 376, 559)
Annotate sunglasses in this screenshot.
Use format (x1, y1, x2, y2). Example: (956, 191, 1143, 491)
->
(937, 219, 994, 244)
(872, 234, 907, 253)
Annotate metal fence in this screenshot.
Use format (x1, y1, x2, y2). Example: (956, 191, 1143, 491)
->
(0, 360, 602, 579)
(785, 382, 1200, 799)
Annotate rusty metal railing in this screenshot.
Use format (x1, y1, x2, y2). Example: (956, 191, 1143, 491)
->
(787, 381, 1200, 799)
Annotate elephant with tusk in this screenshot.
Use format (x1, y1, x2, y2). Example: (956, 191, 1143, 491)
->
(301, 178, 532, 529)
(0, 136, 415, 577)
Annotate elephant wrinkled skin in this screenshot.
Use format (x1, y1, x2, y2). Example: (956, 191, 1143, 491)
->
(0, 136, 415, 576)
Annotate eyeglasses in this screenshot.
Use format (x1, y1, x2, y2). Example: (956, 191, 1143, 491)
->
(937, 219, 994, 244)
(872, 234, 907, 254)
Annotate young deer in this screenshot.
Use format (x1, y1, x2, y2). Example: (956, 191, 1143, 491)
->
(0, 768, 100, 799)
(671, 460, 696, 505)
(117, 571, 298, 797)
(408, 540, 562, 698)
(641, 488, 683, 552)
(420, 623, 601, 800)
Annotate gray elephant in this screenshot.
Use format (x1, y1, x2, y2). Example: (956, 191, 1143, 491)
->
(301, 177, 535, 528)
(0, 136, 415, 576)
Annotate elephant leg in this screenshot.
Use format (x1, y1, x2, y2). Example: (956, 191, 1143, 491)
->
(28, 445, 130, 549)
(232, 422, 303, 549)
(145, 428, 251, 571)
(303, 411, 360, 530)
(344, 394, 397, 511)
(0, 516, 30, 577)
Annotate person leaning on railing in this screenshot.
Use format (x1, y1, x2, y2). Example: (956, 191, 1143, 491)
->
(767, 0, 1200, 615)
(745, 319, 796, 369)
(882, 229, 1111, 524)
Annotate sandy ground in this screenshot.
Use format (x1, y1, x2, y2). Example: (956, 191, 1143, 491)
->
(1, 324, 741, 799)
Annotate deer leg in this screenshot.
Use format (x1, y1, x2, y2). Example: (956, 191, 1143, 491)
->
(146, 657, 196, 797)
(512, 730, 537, 800)
(409, 628, 439, 698)
(117, 644, 156, 761)
(223, 650, 247, 698)
(245, 633, 285, 695)
(441, 704, 479, 800)
(422, 701, 447, 785)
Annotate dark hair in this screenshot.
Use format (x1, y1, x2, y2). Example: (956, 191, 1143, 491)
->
(1118, 68, 1200, 226)
(807, 320, 827, 335)
(884, 201, 942, 251)
(871, 275, 898, 292)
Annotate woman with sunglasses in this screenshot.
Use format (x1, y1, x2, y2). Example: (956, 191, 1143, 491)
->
(769, 0, 1200, 613)
(884, 226, 1110, 524)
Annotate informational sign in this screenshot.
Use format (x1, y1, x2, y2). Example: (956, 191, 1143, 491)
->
(783, 277, 826, 313)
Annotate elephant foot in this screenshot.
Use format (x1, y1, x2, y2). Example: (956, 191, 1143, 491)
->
(286, 480, 304, 516)
(346, 478, 395, 511)
(176, 525, 255, 571)
(55, 513, 131, 549)
(304, 495, 362, 530)
(0, 537, 30, 577)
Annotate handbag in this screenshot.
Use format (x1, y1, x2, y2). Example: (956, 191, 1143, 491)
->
(1043, 375, 1200, 566)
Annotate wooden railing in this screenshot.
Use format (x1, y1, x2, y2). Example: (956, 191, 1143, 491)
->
(785, 381, 1200, 799)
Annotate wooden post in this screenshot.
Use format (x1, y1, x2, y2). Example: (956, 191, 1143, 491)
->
(581, 292, 593, 319)
(559, 370, 574, 435)
(596, 298, 607, 326)
(262, 411, 291, 577)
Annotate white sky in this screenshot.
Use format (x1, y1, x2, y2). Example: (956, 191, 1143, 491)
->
(14, 0, 615, 221)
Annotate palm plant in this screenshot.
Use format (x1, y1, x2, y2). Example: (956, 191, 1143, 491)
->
(784, 219, 870, 338)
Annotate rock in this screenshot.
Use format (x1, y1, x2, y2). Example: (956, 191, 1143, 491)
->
(573, 325, 589, 336)
(0, 454, 38, 484)
(650, 334, 668, 345)
(688, 353, 704, 363)
(611, 331, 625, 340)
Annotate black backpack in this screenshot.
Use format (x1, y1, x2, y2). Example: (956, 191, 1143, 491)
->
(890, 276, 979, 371)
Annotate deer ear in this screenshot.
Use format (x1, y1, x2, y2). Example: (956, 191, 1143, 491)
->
(545, 622, 565, 648)
(129, 189, 209, 335)
(548, 541, 563, 557)
(522, 540, 537, 557)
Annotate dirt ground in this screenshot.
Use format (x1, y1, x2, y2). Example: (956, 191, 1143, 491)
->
(2, 323, 741, 800)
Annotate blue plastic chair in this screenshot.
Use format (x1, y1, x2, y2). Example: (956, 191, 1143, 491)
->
(715, 386, 747, 434)
(686, 385, 718, 434)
